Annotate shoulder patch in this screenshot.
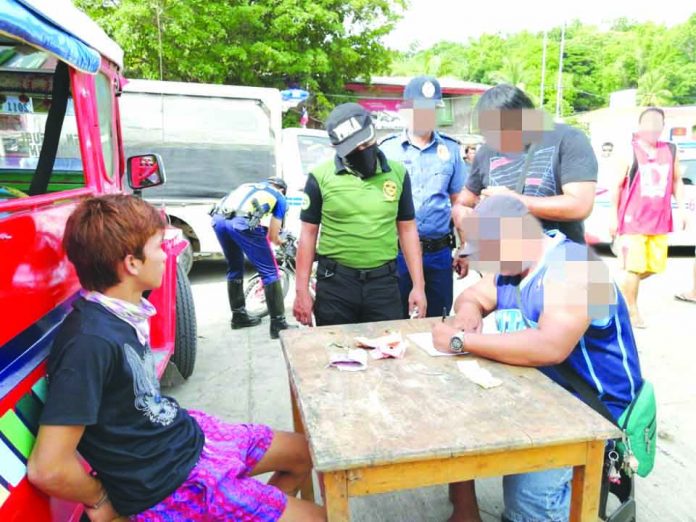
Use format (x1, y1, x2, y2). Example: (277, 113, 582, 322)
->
(438, 133, 461, 145)
(378, 133, 399, 146)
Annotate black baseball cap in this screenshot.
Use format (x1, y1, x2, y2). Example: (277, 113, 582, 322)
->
(458, 195, 531, 256)
(325, 103, 376, 158)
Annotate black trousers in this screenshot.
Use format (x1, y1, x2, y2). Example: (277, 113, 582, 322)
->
(314, 258, 402, 327)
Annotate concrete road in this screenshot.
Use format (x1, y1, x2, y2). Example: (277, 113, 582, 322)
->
(167, 250, 696, 521)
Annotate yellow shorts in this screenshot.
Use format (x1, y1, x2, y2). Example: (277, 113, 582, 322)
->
(617, 234, 668, 274)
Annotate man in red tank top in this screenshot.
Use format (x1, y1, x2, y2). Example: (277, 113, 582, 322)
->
(610, 107, 686, 328)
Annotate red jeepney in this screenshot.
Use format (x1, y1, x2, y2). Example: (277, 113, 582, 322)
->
(0, 1, 197, 520)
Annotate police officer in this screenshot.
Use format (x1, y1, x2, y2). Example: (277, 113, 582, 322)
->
(380, 76, 467, 318)
(211, 177, 295, 339)
(293, 103, 427, 326)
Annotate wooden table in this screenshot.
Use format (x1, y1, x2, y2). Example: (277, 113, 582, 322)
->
(280, 319, 620, 522)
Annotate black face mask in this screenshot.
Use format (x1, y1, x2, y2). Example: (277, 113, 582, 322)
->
(343, 143, 378, 179)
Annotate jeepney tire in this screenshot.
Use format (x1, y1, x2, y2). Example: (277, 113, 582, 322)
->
(173, 263, 197, 379)
(178, 241, 194, 275)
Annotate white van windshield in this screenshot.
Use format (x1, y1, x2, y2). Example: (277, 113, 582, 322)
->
(297, 134, 333, 173)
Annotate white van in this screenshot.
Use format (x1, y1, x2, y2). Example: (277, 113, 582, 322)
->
(281, 127, 334, 236)
(120, 80, 282, 272)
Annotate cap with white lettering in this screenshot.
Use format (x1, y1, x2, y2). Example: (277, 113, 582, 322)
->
(325, 103, 376, 158)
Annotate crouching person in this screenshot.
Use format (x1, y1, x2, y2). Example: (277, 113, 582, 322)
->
(432, 195, 646, 522)
(28, 195, 325, 522)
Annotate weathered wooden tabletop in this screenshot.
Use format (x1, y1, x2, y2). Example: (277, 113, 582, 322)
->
(280, 318, 620, 473)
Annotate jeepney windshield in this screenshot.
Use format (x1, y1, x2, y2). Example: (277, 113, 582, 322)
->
(0, 42, 83, 199)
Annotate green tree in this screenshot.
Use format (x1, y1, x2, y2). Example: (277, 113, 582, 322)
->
(390, 14, 696, 114)
(75, 0, 405, 123)
(637, 70, 674, 106)
(489, 57, 530, 90)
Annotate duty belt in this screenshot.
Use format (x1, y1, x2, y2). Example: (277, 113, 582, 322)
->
(420, 234, 453, 253)
(317, 256, 396, 281)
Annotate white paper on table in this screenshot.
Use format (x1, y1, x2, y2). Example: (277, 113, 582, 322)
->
(457, 360, 502, 389)
(407, 332, 469, 357)
(407, 320, 499, 357)
(326, 349, 368, 371)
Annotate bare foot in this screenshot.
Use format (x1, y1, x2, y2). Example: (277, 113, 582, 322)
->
(629, 312, 646, 329)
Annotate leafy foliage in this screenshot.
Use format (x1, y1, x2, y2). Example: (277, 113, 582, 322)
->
(392, 15, 696, 115)
(76, 0, 406, 123)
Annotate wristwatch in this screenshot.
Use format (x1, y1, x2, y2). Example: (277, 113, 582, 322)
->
(449, 331, 466, 353)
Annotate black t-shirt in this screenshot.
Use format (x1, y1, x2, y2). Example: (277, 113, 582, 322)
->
(40, 299, 204, 516)
(466, 123, 598, 243)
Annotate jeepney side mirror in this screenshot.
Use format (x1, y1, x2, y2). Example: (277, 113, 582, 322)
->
(127, 153, 166, 191)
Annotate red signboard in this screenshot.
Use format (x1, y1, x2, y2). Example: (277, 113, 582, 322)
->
(357, 98, 403, 130)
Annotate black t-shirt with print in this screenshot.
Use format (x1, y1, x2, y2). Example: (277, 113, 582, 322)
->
(40, 299, 204, 516)
(466, 123, 598, 243)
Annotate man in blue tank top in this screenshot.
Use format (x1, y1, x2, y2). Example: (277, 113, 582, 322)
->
(432, 194, 643, 522)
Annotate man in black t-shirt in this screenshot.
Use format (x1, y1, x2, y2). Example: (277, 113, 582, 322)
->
(453, 84, 598, 245)
(28, 195, 325, 522)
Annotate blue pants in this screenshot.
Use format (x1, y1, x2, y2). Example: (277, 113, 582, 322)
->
(397, 246, 453, 318)
(502, 468, 573, 522)
(212, 215, 279, 285)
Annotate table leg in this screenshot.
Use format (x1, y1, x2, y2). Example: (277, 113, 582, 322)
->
(570, 440, 605, 522)
(291, 386, 315, 501)
(323, 470, 350, 522)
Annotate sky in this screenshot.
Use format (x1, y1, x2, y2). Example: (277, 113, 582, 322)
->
(385, 0, 696, 50)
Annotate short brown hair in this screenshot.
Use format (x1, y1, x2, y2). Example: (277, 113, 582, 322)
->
(64, 195, 165, 292)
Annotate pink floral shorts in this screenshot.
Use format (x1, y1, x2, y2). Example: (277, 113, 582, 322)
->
(131, 410, 287, 521)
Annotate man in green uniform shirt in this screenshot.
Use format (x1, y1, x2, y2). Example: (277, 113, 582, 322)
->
(293, 103, 427, 326)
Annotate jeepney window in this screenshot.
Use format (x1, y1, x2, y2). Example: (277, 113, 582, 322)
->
(0, 43, 84, 201)
(94, 73, 115, 179)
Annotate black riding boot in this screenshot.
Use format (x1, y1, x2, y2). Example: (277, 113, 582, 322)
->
(227, 280, 261, 329)
(264, 280, 297, 339)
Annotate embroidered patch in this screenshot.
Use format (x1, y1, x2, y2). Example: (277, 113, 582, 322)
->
(383, 180, 398, 201)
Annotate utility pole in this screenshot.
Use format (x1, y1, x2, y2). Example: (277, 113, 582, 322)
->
(540, 29, 548, 108)
(555, 21, 566, 119)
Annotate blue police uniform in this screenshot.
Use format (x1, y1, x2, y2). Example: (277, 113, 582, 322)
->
(380, 130, 466, 317)
(212, 182, 288, 285)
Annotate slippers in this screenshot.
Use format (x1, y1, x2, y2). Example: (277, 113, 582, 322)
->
(675, 293, 696, 304)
